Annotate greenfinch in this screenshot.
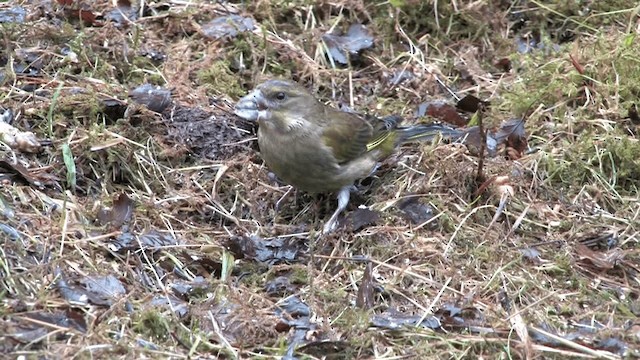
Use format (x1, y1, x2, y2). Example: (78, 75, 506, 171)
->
(235, 79, 461, 233)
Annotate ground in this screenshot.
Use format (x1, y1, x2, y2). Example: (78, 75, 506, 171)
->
(1, 0, 639, 359)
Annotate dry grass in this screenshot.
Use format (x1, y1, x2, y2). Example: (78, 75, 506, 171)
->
(1, 0, 639, 359)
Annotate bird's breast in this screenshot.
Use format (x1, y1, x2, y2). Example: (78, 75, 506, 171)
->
(257, 126, 376, 193)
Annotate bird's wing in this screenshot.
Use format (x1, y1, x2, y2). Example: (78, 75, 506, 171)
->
(321, 108, 375, 164)
(321, 109, 401, 164)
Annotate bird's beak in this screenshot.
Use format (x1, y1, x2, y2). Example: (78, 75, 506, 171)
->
(234, 89, 265, 121)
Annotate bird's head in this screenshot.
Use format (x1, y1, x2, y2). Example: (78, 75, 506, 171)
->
(234, 80, 320, 130)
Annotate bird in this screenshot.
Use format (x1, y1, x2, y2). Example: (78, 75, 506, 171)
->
(234, 79, 462, 233)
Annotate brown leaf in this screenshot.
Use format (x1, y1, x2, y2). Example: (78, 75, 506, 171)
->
(417, 100, 468, 127)
(494, 118, 528, 158)
(495, 58, 512, 72)
(456, 94, 489, 114)
(356, 262, 375, 310)
(575, 243, 624, 270)
(342, 207, 379, 231)
(0, 160, 40, 187)
(96, 193, 134, 228)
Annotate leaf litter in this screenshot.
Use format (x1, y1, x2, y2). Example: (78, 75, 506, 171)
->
(1, 0, 639, 359)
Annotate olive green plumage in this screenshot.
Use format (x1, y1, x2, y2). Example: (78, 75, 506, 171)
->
(234, 79, 460, 232)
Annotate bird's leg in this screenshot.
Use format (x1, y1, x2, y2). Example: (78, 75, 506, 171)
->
(367, 162, 381, 177)
(323, 186, 352, 234)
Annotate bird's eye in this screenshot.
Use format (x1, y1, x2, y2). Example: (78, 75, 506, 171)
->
(275, 92, 287, 101)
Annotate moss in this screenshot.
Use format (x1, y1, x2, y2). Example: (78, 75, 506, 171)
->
(197, 60, 245, 98)
(540, 132, 640, 193)
(331, 307, 371, 335)
(133, 310, 172, 341)
(288, 265, 309, 285)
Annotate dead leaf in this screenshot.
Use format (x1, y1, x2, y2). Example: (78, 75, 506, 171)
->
(356, 262, 375, 310)
(322, 24, 374, 65)
(129, 84, 172, 113)
(0, 121, 41, 153)
(575, 243, 624, 270)
(202, 15, 255, 40)
(416, 100, 467, 127)
(96, 193, 134, 228)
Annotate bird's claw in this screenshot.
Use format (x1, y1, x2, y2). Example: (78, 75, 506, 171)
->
(322, 217, 338, 234)
(321, 186, 352, 234)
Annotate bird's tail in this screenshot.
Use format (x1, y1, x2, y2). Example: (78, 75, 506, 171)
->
(396, 123, 465, 144)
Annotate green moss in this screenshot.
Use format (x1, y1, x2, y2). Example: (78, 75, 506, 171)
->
(315, 287, 350, 315)
(549, 253, 573, 274)
(438, 212, 456, 233)
(331, 307, 371, 335)
(540, 133, 640, 193)
(132, 310, 171, 341)
(197, 60, 244, 98)
(288, 266, 309, 285)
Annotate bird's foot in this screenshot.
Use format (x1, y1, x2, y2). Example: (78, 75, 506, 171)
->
(321, 186, 352, 234)
(322, 217, 338, 234)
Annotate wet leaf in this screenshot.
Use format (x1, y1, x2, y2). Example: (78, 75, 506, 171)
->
(342, 207, 379, 231)
(108, 230, 180, 252)
(458, 118, 527, 158)
(56, 269, 89, 305)
(0, 6, 26, 23)
(396, 197, 435, 226)
(597, 337, 629, 355)
(0, 223, 21, 240)
(106, 0, 139, 26)
(516, 35, 539, 54)
(226, 235, 307, 265)
(435, 304, 487, 332)
(129, 84, 172, 113)
(170, 276, 210, 299)
(202, 15, 255, 40)
(274, 296, 315, 358)
(6, 325, 49, 344)
(388, 69, 415, 85)
(458, 126, 497, 157)
(80, 275, 127, 304)
(371, 308, 441, 330)
(265, 276, 301, 296)
(529, 324, 630, 356)
(56, 268, 127, 306)
(25, 310, 87, 333)
(456, 94, 489, 113)
(149, 295, 189, 317)
(493, 118, 527, 157)
(322, 24, 374, 65)
(68, 9, 101, 26)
